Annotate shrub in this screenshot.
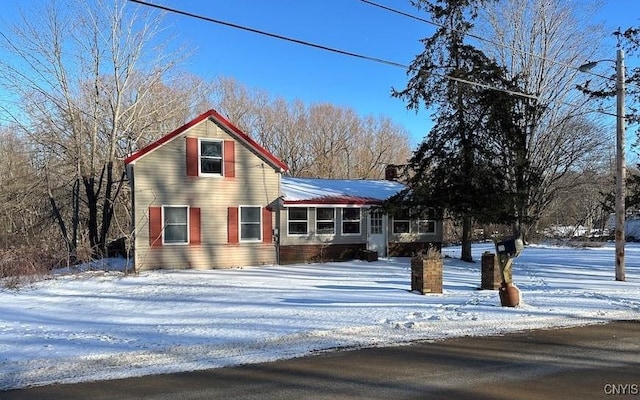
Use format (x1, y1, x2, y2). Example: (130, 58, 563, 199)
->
(0, 247, 63, 289)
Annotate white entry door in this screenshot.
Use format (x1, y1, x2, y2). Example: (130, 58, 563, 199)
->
(367, 210, 387, 257)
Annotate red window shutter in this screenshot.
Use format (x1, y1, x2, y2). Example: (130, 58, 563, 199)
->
(224, 140, 235, 178)
(228, 207, 239, 244)
(262, 208, 273, 244)
(149, 206, 163, 247)
(186, 137, 199, 177)
(190, 207, 201, 245)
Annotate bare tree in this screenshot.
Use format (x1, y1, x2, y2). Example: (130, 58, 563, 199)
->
(0, 127, 50, 250)
(0, 0, 202, 260)
(210, 77, 412, 179)
(476, 0, 611, 238)
(354, 115, 412, 179)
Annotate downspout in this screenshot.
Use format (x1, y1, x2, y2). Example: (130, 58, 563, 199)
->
(275, 195, 284, 265)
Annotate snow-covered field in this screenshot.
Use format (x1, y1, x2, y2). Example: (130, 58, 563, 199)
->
(1, 242, 639, 390)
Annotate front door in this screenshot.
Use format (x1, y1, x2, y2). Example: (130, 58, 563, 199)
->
(367, 210, 387, 257)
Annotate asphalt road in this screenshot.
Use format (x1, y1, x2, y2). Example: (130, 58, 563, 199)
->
(3, 320, 640, 400)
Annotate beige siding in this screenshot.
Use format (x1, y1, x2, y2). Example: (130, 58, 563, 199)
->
(131, 118, 281, 270)
(277, 206, 444, 247)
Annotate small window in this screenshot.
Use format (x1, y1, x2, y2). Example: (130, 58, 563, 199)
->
(200, 139, 223, 175)
(342, 208, 361, 235)
(288, 207, 308, 235)
(164, 206, 188, 244)
(418, 220, 436, 234)
(316, 207, 335, 235)
(240, 206, 261, 241)
(392, 210, 410, 234)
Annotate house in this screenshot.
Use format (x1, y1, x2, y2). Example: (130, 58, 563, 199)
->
(124, 109, 287, 270)
(125, 109, 442, 270)
(278, 177, 441, 263)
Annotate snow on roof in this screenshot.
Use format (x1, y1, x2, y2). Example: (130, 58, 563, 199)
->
(281, 176, 406, 205)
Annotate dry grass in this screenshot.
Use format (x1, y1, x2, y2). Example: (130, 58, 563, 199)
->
(0, 247, 63, 289)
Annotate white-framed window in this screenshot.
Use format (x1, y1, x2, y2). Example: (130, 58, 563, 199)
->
(342, 208, 361, 235)
(199, 139, 223, 176)
(417, 220, 436, 234)
(240, 206, 262, 242)
(316, 207, 335, 235)
(288, 207, 308, 235)
(163, 206, 189, 244)
(393, 208, 436, 234)
(417, 208, 437, 234)
(392, 209, 410, 234)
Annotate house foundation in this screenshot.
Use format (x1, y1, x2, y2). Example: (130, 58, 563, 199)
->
(278, 244, 365, 264)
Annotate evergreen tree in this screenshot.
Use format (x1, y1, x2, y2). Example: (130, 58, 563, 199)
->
(390, 0, 532, 261)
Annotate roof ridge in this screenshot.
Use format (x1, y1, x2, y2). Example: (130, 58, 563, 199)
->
(124, 109, 289, 172)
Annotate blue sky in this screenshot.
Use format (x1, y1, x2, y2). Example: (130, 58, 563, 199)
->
(148, 0, 640, 145)
(1, 0, 639, 145)
(161, 0, 432, 144)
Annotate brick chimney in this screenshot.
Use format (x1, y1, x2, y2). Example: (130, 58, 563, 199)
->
(385, 164, 398, 181)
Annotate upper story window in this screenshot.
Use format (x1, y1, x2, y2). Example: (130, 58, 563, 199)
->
(342, 208, 361, 235)
(288, 207, 308, 235)
(240, 206, 262, 242)
(163, 206, 188, 244)
(187, 137, 235, 178)
(316, 207, 335, 235)
(200, 139, 223, 176)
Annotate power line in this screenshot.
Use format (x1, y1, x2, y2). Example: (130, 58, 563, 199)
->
(127, 0, 406, 69)
(127, 0, 538, 101)
(359, 0, 617, 83)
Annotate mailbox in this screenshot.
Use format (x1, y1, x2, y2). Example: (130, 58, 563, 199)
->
(496, 237, 524, 258)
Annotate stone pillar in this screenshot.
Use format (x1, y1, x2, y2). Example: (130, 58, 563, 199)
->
(411, 256, 443, 294)
(481, 252, 502, 290)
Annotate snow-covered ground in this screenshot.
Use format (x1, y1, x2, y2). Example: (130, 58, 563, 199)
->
(1, 242, 639, 390)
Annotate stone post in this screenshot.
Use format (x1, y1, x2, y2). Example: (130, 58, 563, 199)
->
(411, 256, 443, 294)
(481, 252, 501, 290)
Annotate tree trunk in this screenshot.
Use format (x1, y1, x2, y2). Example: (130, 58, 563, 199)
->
(83, 176, 99, 257)
(461, 215, 473, 262)
(46, 170, 75, 265)
(99, 163, 126, 258)
(71, 178, 80, 254)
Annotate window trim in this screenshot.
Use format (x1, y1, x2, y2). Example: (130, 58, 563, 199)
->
(417, 219, 436, 234)
(162, 205, 190, 245)
(287, 207, 309, 236)
(341, 207, 361, 236)
(369, 209, 383, 235)
(417, 207, 437, 234)
(392, 218, 410, 234)
(239, 205, 262, 243)
(392, 208, 437, 235)
(198, 138, 224, 177)
(316, 207, 336, 236)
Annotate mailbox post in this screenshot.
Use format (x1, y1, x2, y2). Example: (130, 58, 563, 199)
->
(494, 237, 524, 307)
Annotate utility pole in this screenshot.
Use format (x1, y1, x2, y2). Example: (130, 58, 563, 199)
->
(579, 50, 626, 282)
(615, 48, 626, 282)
